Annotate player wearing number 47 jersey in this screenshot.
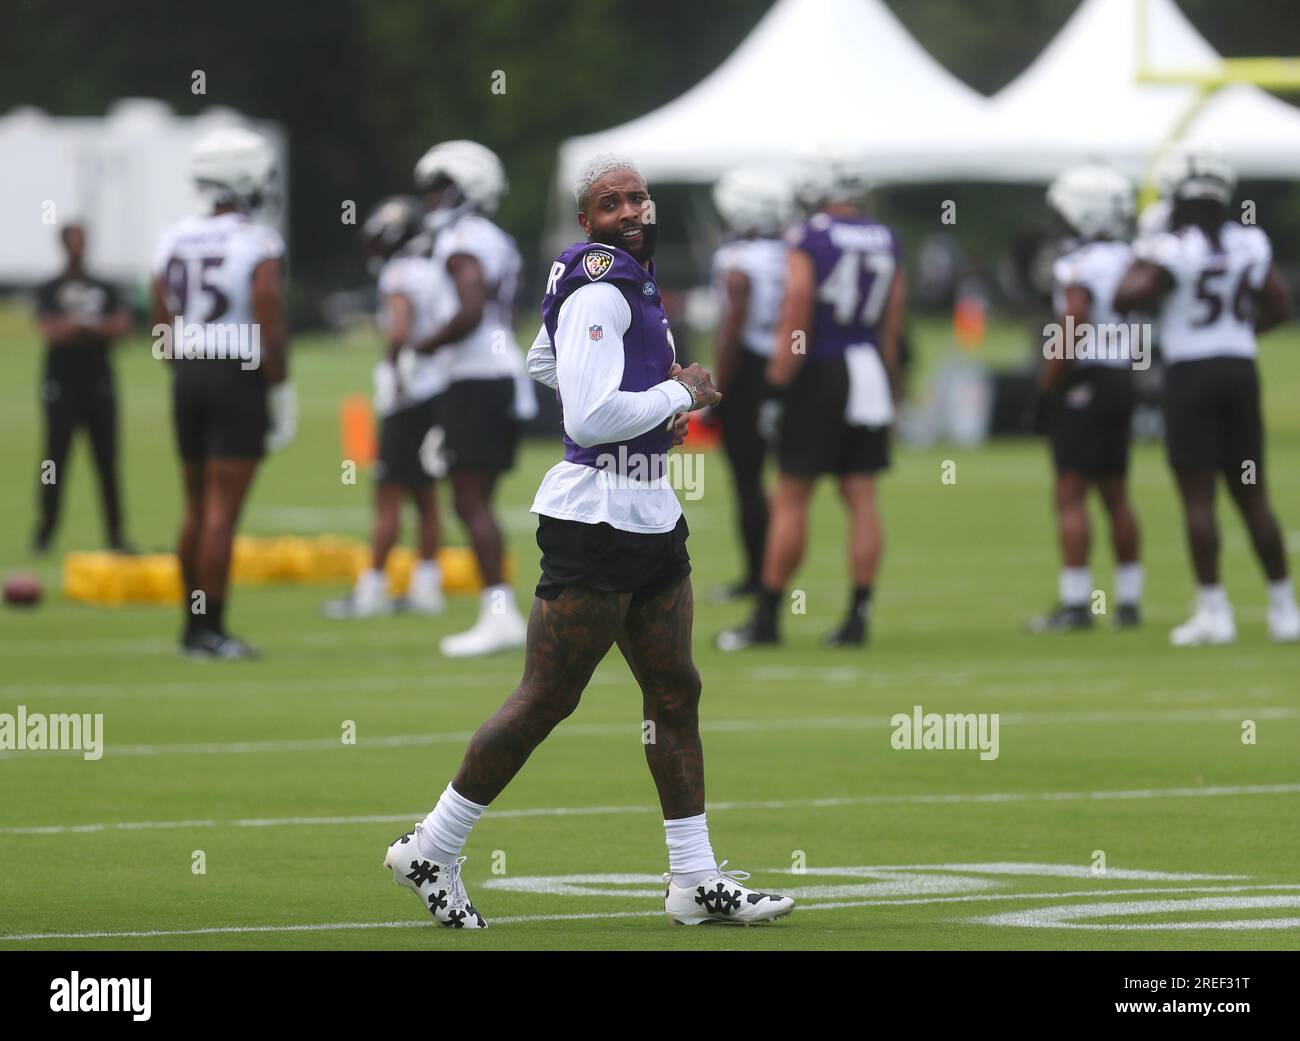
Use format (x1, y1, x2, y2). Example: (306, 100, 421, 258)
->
(718, 161, 905, 651)
(1116, 149, 1299, 645)
(383, 155, 794, 928)
(152, 127, 295, 661)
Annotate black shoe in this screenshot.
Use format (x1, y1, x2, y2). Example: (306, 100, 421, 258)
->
(825, 617, 868, 647)
(709, 579, 761, 603)
(715, 617, 779, 651)
(1114, 603, 1141, 629)
(181, 629, 260, 661)
(108, 537, 138, 556)
(31, 533, 51, 557)
(1027, 604, 1093, 633)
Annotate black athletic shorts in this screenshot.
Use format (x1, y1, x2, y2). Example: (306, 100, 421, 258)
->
(778, 356, 890, 476)
(172, 361, 268, 462)
(534, 514, 691, 605)
(375, 397, 441, 487)
(440, 378, 518, 473)
(1046, 365, 1136, 476)
(1163, 356, 1263, 474)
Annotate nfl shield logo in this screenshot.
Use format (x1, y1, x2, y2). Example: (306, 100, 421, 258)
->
(583, 249, 614, 280)
(589, 324, 603, 341)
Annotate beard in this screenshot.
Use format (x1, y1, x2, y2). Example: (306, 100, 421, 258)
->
(589, 218, 658, 262)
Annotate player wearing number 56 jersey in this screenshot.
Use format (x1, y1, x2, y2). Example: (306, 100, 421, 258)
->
(151, 127, 293, 660)
(718, 162, 904, 651)
(1116, 150, 1299, 645)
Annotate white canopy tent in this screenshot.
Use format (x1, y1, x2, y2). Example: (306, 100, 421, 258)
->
(554, 0, 1000, 193)
(982, 0, 1300, 181)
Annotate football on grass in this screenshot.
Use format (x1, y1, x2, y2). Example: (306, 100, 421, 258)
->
(3, 573, 42, 607)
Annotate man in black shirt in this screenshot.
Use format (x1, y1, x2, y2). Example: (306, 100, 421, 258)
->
(33, 224, 133, 553)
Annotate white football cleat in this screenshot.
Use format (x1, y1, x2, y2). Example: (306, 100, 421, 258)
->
(400, 576, 446, 616)
(323, 578, 392, 619)
(1267, 605, 1300, 643)
(1170, 607, 1236, 646)
(383, 830, 487, 929)
(664, 862, 795, 926)
(440, 606, 526, 658)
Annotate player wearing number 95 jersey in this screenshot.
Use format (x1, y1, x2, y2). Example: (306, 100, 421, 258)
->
(718, 161, 905, 651)
(151, 127, 293, 660)
(1115, 149, 1299, 645)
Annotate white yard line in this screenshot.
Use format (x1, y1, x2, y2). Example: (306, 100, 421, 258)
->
(2, 783, 1298, 836)
(3, 883, 1299, 943)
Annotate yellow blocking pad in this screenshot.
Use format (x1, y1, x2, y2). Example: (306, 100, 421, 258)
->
(63, 538, 509, 605)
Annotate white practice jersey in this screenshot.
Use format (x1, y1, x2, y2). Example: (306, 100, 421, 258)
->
(377, 252, 454, 405)
(711, 236, 788, 357)
(432, 213, 528, 383)
(1051, 239, 1135, 368)
(153, 212, 284, 347)
(1135, 221, 1271, 364)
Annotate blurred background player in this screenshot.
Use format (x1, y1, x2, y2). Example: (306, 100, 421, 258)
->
(153, 126, 295, 660)
(1116, 150, 1299, 645)
(384, 154, 793, 928)
(708, 166, 794, 600)
(32, 223, 134, 555)
(1029, 164, 1143, 632)
(717, 161, 905, 650)
(324, 197, 449, 619)
(411, 140, 536, 657)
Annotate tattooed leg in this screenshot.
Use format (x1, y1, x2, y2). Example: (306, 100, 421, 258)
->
(617, 576, 705, 819)
(451, 585, 630, 804)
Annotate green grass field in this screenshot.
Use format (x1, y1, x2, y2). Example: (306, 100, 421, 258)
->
(1, 306, 1298, 950)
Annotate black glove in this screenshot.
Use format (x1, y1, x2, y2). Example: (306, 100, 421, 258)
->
(757, 382, 787, 445)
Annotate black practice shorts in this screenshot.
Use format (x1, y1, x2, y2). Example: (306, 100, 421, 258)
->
(440, 378, 518, 473)
(375, 397, 441, 488)
(778, 357, 890, 477)
(172, 362, 268, 462)
(1047, 365, 1136, 476)
(534, 514, 691, 605)
(1163, 356, 1263, 475)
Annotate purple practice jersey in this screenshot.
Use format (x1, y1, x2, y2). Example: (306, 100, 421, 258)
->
(789, 212, 901, 362)
(541, 241, 676, 473)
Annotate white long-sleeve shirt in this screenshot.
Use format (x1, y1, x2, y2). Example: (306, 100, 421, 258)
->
(529, 282, 693, 534)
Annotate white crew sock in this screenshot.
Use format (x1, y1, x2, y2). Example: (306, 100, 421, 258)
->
(417, 783, 488, 864)
(1059, 567, 1092, 607)
(664, 813, 718, 888)
(412, 559, 443, 593)
(1267, 579, 1297, 615)
(1197, 585, 1230, 615)
(357, 568, 386, 596)
(1115, 563, 1144, 606)
(481, 583, 518, 621)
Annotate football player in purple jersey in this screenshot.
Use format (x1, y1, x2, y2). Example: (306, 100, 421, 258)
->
(718, 161, 905, 651)
(383, 156, 795, 928)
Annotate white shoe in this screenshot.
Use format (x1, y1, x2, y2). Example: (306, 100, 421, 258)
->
(323, 576, 392, 619)
(1170, 607, 1236, 646)
(383, 829, 487, 929)
(1268, 605, 1300, 643)
(663, 862, 795, 926)
(440, 607, 526, 658)
(401, 580, 445, 616)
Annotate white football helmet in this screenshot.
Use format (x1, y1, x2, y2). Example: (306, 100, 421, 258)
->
(189, 126, 276, 210)
(791, 151, 873, 210)
(1046, 164, 1135, 239)
(414, 140, 507, 214)
(713, 167, 796, 236)
(1165, 147, 1237, 205)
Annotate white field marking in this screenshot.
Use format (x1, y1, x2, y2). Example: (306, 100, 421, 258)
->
(973, 895, 1300, 930)
(3, 705, 1295, 762)
(5, 884, 1300, 944)
(3, 784, 1299, 836)
(786, 863, 1245, 881)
